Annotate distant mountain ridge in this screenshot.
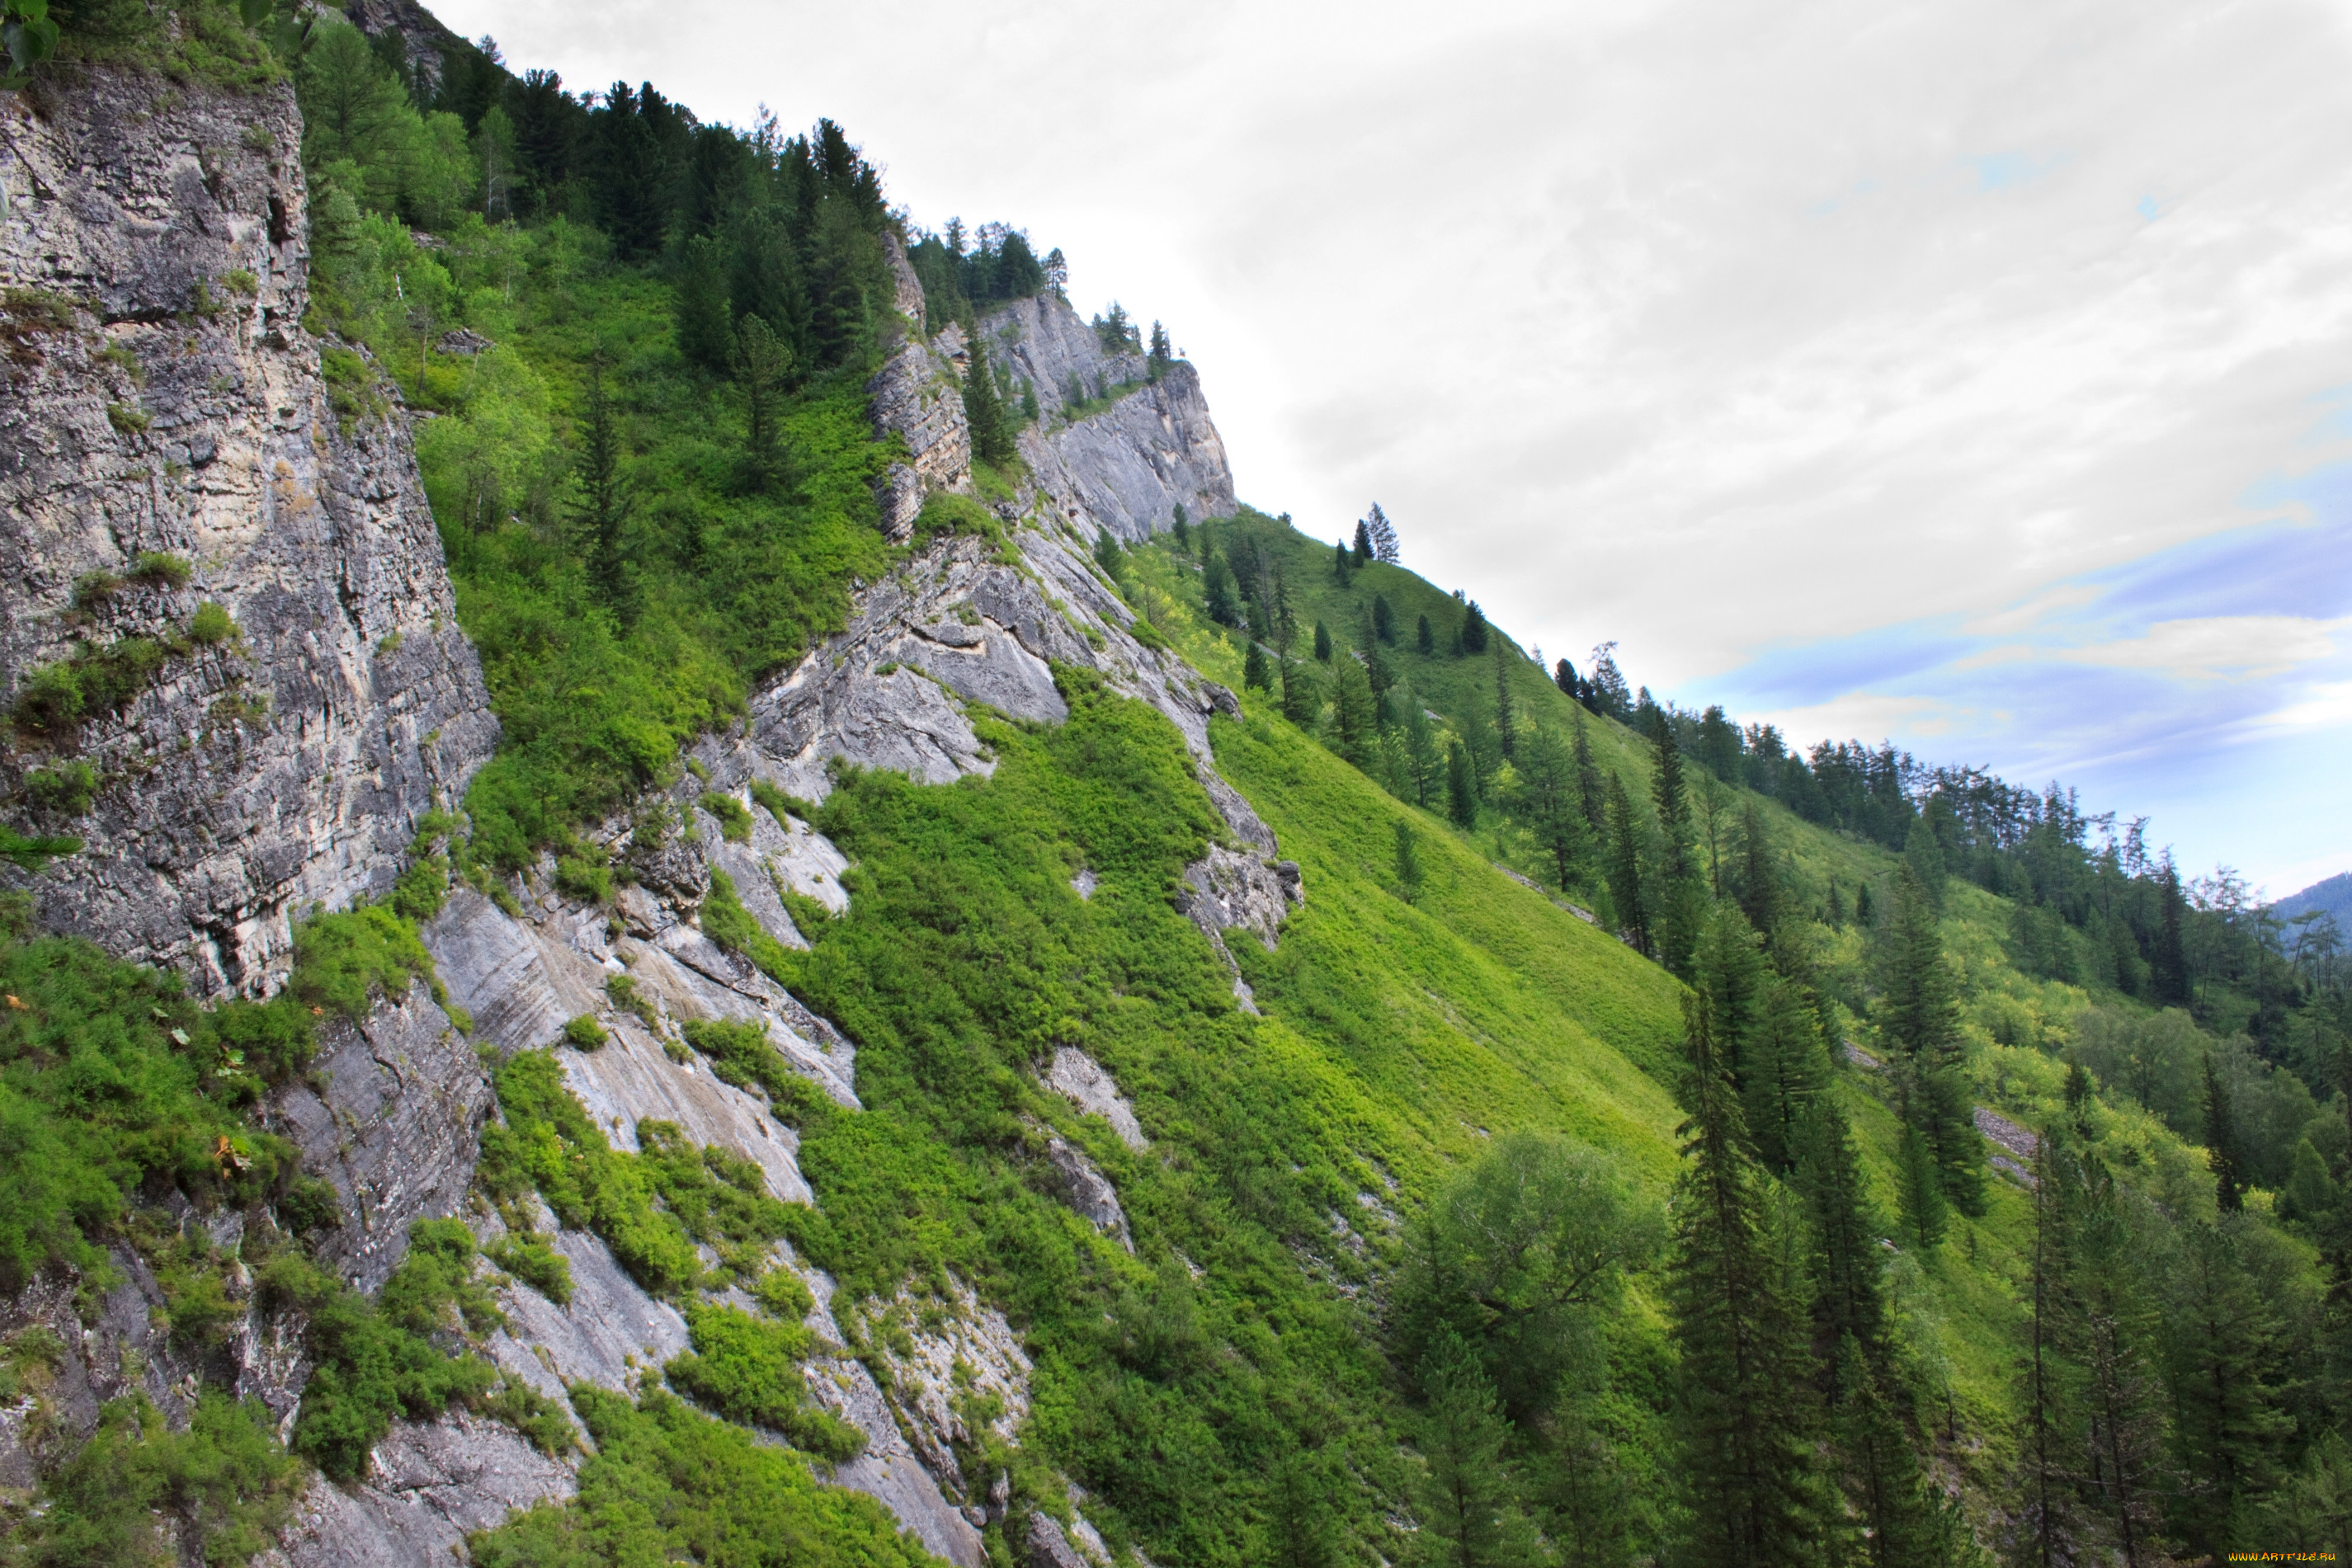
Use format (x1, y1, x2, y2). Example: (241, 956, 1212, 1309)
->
(2276, 870, 2352, 925)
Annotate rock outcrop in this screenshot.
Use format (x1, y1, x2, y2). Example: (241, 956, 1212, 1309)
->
(0, 73, 498, 995)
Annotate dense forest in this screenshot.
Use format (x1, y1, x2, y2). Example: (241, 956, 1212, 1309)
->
(4, 2, 2350, 1565)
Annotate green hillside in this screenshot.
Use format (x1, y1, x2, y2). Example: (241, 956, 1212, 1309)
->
(7, 3, 2351, 1564)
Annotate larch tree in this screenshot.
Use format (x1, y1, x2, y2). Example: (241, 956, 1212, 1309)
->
(1667, 992, 1826, 1568)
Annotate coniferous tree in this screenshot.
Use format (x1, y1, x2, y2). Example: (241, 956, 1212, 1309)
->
(1313, 619, 1333, 662)
(1242, 639, 1272, 692)
(2162, 1215, 2292, 1555)
(2071, 1156, 2174, 1566)
(675, 233, 733, 374)
(733, 312, 794, 495)
(1204, 549, 1241, 627)
(1572, 707, 1606, 833)
(1667, 992, 1826, 1568)
(1354, 518, 1375, 564)
(1266, 1448, 1346, 1568)
(1171, 506, 1190, 553)
(1280, 657, 1318, 728)
(2010, 1132, 2084, 1568)
(2152, 860, 2192, 1006)
(1362, 619, 1395, 703)
(1395, 822, 1425, 905)
(1745, 979, 1830, 1178)
(571, 355, 634, 622)
(1404, 699, 1441, 810)
(1894, 1117, 1949, 1251)
(1555, 657, 1579, 699)
(1332, 655, 1378, 770)
(1795, 1095, 1888, 1366)
(1832, 1335, 1954, 1568)
(1409, 1334, 1544, 1568)
(1647, 704, 1704, 975)
(1448, 740, 1480, 829)
(1492, 640, 1516, 760)
(1147, 318, 1171, 380)
(2201, 1052, 2245, 1212)
(1334, 539, 1354, 585)
(1736, 800, 1784, 937)
(962, 335, 1014, 464)
(1883, 867, 1985, 1216)
(1093, 526, 1129, 585)
(1374, 593, 1397, 645)
(1510, 726, 1587, 892)
(1605, 774, 1650, 957)
(1461, 600, 1489, 655)
(1418, 613, 1435, 655)
(1905, 818, 1947, 914)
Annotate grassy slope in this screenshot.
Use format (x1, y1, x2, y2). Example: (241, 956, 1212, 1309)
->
(1117, 511, 2270, 1507)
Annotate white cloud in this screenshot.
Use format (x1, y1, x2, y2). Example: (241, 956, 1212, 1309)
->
(2233, 679, 2352, 736)
(1738, 693, 1958, 745)
(1960, 584, 2104, 638)
(2055, 615, 2347, 680)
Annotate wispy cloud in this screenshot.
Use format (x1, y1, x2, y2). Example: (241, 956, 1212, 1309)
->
(2053, 614, 2347, 680)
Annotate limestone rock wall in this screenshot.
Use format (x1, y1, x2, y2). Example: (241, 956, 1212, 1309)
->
(0, 72, 498, 994)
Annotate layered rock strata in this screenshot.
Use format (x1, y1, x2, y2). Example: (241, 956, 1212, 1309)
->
(0, 73, 498, 994)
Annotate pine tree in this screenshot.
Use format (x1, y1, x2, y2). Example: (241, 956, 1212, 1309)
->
(1905, 818, 1946, 913)
(1647, 705, 1703, 976)
(1093, 526, 1129, 585)
(674, 233, 733, 374)
(1668, 992, 1826, 1568)
(1795, 1095, 1889, 1365)
(1509, 727, 1588, 892)
(733, 313, 794, 496)
(1334, 539, 1354, 584)
(1555, 657, 1578, 699)
(1461, 600, 1489, 655)
(1571, 707, 1605, 833)
(962, 335, 1014, 464)
(1448, 740, 1480, 829)
(1405, 699, 1441, 809)
(1736, 800, 1784, 937)
(1280, 657, 1318, 728)
(1492, 640, 1516, 760)
(1418, 613, 1435, 654)
(1605, 774, 1649, 957)
(1354, 518, 1374, 564)
(1409, 1334, 1543, 1567)
(2071, 1156, 2174, 1566)
(1313, 619, 1332, 662)
(1894, 1118, 1949, 1250)
(1243, 639, 1272, 692)
(2152, 860, 2191, 1006)
(1831, 1335, 1952, 1568)
(1744, 979, 1829, 1178)
(1374, 593, 1397, 645)
(1266, 1448, 1346, 1568)
(1171, 506, 1190, 553)
(2201, 1052, 2245, 1212)
(571, 355, 634, 623)
(2163, 1215, 2293, 1556)
(1204, 549, 1241, 627)
(1883, 867, 1985, 1216)
(2010, 1131, 2083, 1568)
(1332, 655, 1378, 770)
(1395, 822, 1425, 905)
(1147, 318, 1171, 381)
(1362, 619, 1395, 700)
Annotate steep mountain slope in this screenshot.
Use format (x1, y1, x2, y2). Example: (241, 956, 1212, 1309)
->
(3, 8, 2348, 1566)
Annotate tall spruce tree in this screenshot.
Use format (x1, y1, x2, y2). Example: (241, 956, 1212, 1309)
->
(1572, 706, 1606, 833)
(1647, 704, 1704, 975)
(1418, 613, 1436, 654)
(2152, 860, 2191, 1006)
(1374, 593, 1397, 644)
(1492, 639, 1516, 760)
(961, 333, 1013, 464)
(1313, 619, 1333, 662)
(1461, 600, 1489, 654)
(2200, 1052, 2245, 1212)
(1745, 979, 1830, 1178)
(1795, 1094, 1889, 1365)
(1409, 1334, 1543, 1568)
(2162, 1215, 2292, 1556)
(1448, 739, 1480, 829)
(2070, 1155, 2173, 1566)
(1354, 518, 1375, 564)
(675, 233, 733, 374)
(1242, 639, 1272, 692)
(1510, 725, 1587, 892)
(571, 354, 634, 622)
(733, 312, 794, 495)
(1203, 549, 1241, 627)
(1883, 867, 1985, 1216)
(1280, 657, 1318, 728)
(1667, 992, 1825, 1568)
(1605, 773, 1650, 957)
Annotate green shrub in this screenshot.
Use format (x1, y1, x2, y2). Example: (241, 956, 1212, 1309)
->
(606, 972, 661, 1030)
(224, 270, 259, 296)
(11, 1391, 302, 1567)
(555, 852, 613, 902)
(747, 778, 814, 827)
(186, 601, 235, 646)
(563, 1013, 607, 1050)
(288, 903, 436, 1019)
(0, 827, 82, 872)
(105, 401, 149, 435)
(699, 868, 794, 982)
(681, 1016, 827, 1125)
(468, 1389, 930, 1567)
(752, 1266, 814, 1321)
(700, 790, 752, 842)
(130, 552, 191, 589)
(23, 760, 97, 817)
(10, 637, 170, 737)
(485, 1231, 574, 1306)
(390, 854, 450, 923)
(664, 1303, 864, 1461)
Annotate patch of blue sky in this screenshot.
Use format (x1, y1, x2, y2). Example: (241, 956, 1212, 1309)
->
(1967, 150, 2047, 190)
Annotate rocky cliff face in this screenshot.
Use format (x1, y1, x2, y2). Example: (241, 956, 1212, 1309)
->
(865, 245, 1236, 545)
(0, 72, 499, 995)
(2, 64, 1283, 1568)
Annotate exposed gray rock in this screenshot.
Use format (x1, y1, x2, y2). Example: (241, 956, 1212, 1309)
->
(0, 73, 498, 995)
(276, 1411, 574, 1568)
(1025, 1510, 1096, 1568)
(881, 230, 929, 329)
(555, 1017, 813, 1203)
(979, 292, 1236, 542)
(810, 1352, 988, 1567)
(261, 978, 493, 1292)
(486, 1223, 691, 1401)
(424, 887, 606, 1056)
(1044, 1047, 1147, 1152)
(865, 330, 972, 540)
(1041, 1134, 1131, 1251)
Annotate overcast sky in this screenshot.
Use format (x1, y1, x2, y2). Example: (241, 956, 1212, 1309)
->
(433, 0, 2352, 898)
